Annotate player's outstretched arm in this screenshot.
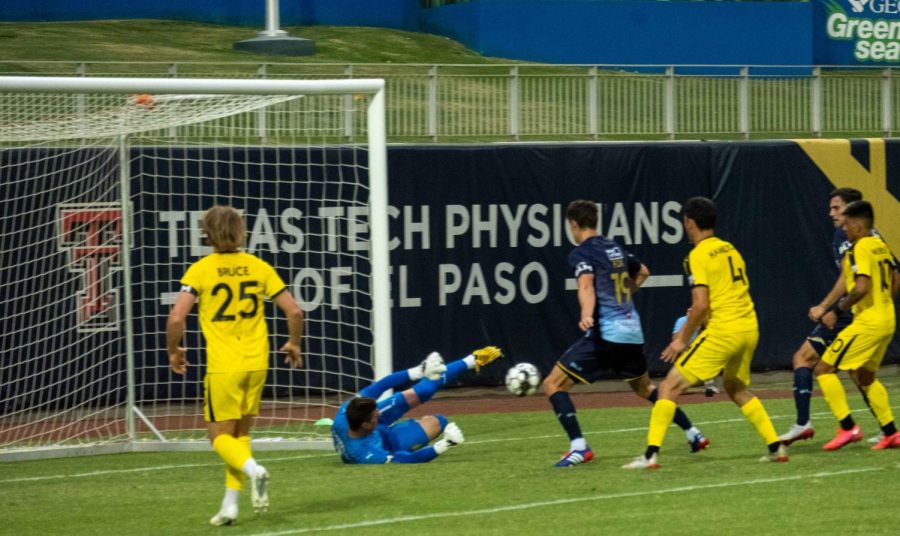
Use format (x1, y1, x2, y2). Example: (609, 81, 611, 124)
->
(165, 291, 196, 374)
(274, 291, 304, 369)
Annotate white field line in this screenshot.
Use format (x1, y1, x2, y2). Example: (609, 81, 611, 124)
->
(250, 466, 894, 536)
(468, 405, 897, 445)
(0, 453, 332, 483)
(3, 404, 896, 484)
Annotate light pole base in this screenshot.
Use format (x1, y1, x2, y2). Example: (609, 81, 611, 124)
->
(233, 35, 316, 56)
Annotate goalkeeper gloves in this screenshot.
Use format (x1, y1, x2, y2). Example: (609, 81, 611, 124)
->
(408, 351, 447, 381)
(433, 422, 465, 454)
(421, 351, 447, 380)
(472, 345, 503, 372)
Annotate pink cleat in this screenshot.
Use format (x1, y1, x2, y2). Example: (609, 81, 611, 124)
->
(822, 426, 862, 451)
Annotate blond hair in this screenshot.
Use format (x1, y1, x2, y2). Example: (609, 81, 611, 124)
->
(202, 205, 245, 252)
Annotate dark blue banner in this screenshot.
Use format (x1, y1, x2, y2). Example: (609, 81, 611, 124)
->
(2, 140, 898, 411)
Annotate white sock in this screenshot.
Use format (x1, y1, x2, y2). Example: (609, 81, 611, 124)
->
(242, 458, 259, 478)
(685, 426, 700, 440)
(464, 355, 476, 369)
(570, 437, 587, 451)
(222, 488, 239, 509)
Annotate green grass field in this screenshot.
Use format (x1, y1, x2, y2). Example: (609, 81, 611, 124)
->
(3, 385, 898, 535)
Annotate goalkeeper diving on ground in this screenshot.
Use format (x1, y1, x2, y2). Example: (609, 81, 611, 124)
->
(331, 346, 503, 463)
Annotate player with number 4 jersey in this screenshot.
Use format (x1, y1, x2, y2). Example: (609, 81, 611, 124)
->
(624, 197, 786, 469)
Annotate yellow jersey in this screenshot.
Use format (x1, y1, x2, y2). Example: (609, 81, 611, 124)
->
(844, 235, 896, 334)
(685, 236, 757, 333)
(180, 252, 287, 373)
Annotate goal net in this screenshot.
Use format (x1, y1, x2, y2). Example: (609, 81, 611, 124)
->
(0, 77, 391, 459)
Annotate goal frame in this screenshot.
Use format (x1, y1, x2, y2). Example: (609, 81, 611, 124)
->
(0, 76, 392, 460)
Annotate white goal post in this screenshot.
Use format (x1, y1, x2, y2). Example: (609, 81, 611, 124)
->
(0, 76, 392, 460)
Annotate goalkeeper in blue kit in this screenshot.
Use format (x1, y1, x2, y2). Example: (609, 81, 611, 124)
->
(331, 346, 502, 464)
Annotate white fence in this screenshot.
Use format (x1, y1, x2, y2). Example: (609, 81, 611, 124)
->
(1, 62, 896, 140)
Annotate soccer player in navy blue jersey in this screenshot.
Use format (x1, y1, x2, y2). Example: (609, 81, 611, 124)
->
(542, 200, 707, 467)
(780, 187, 889, 445)
(331, 347, 502, 464)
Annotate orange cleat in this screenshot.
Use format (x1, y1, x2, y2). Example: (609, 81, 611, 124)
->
(822, 425, 863, 451)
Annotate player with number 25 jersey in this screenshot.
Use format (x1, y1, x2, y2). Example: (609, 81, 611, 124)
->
(180, 252, 287, 373)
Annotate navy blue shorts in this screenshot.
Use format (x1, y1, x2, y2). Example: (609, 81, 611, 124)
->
(806, 312, 853, 356)
(557, 335, 647, 383)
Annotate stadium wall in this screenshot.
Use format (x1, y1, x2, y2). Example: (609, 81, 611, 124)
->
(0, 1, 813, 67)
(421, 1, 812, 67)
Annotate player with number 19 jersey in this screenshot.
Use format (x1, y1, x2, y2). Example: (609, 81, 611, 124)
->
(568, 235, 643, 344)
(180, 252, 287, 373)
(685, 236, 757, 333)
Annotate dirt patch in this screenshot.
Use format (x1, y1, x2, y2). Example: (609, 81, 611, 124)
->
(405, 388, 800, 417)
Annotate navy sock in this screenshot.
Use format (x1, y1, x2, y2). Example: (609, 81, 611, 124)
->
(793, 367, 813, 425)
(549, 391, 583, 441)
(840, 415, 856, 431)
(648, 388, 693, 431)
(412, 359, 469, 404)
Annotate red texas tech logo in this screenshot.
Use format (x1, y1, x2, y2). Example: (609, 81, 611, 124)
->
(58, 204, 123, 332)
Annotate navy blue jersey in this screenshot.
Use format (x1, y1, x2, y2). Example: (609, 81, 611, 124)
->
(832, 228, 852, 271)
(833, 227, 889, 270)
(568, 235, 643, 344)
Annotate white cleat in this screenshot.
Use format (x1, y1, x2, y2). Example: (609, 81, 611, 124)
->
(760, 443, 789, 463)
(868, 432, 886, 445)
(778, 422, 814, 445)
(621, 453, 659, 470)
(251, 466, 270, 514)
(209, 504, 238, 526)
(421, 352, 447, 381)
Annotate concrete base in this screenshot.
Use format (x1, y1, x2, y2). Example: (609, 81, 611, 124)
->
(233, 35, 316, 56)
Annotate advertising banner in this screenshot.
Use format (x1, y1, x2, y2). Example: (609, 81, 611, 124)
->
(2, 140, 898, 407)
(816, 0, 900, 64)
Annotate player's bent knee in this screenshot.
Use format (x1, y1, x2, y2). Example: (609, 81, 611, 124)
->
(542, 368, 571, 396)
(792, 343, 819, 369)
(418, 415, 444, 440)
(721, 378, 746, 396)
(850, 368, 875, 387)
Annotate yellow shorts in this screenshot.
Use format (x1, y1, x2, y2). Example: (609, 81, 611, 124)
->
(203, 370, 267, 422)
(676, 329, 758, 386)
(821, 323, 892, 372)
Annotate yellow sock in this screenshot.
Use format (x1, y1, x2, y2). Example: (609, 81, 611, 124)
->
(739, 397, 779, 445)
(817, 373, 851, 421)
(863, 380, 894, 427)
(647, 399, 676, 448)
(225, 466, 243, 491)
(224, 435, 251, 490)
(213, 434, 252, 473)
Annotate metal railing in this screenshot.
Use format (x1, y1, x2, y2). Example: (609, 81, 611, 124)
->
(1, 61, 896, 140)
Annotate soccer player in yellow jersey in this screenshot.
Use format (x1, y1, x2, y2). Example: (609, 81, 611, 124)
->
(166, 205, 304, 526)
(813, 200, 900, 451)
(624, 197, 787, 469)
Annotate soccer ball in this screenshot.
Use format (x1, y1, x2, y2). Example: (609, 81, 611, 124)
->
(504, 363, 541, 397)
